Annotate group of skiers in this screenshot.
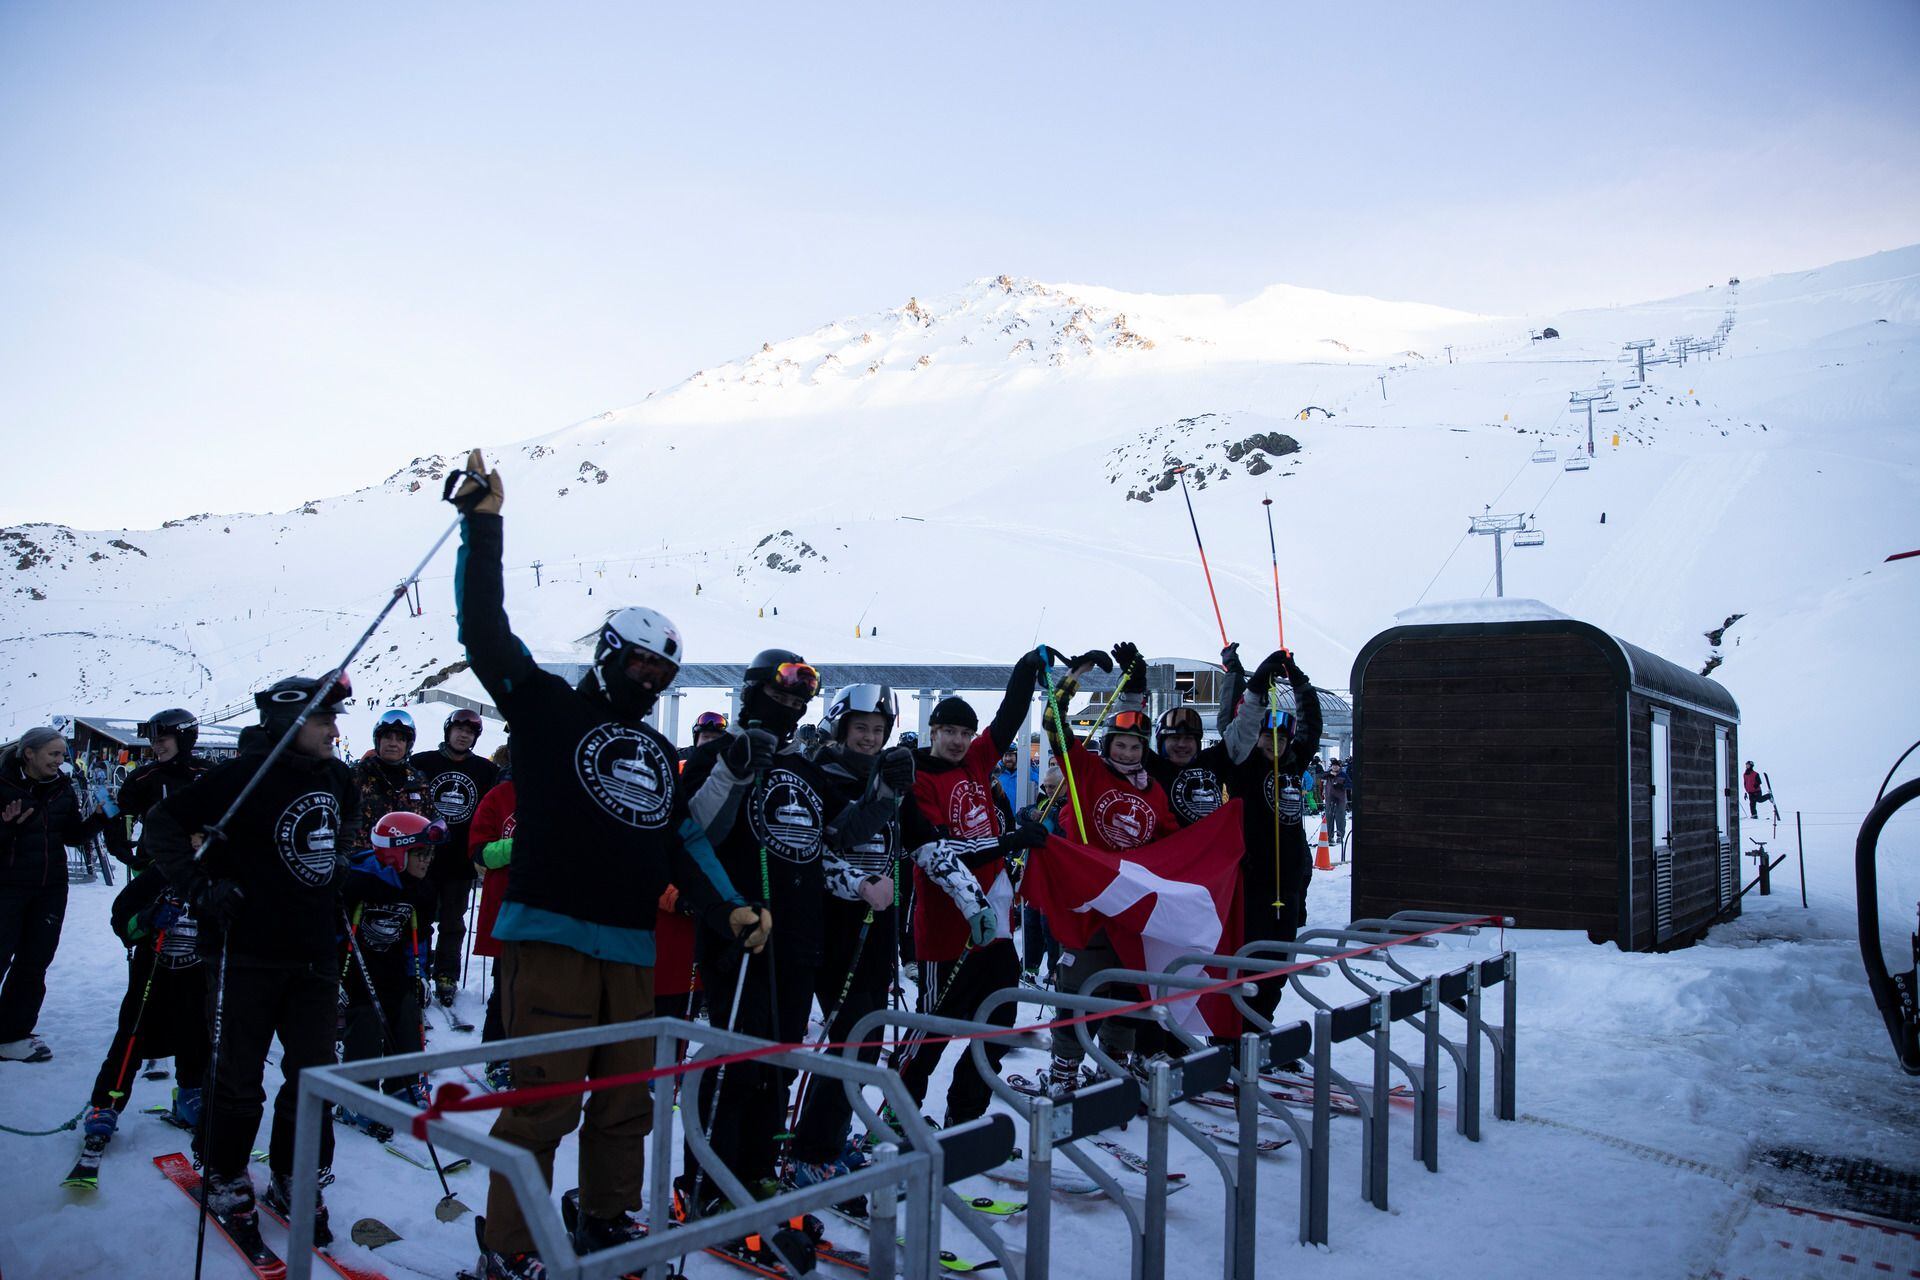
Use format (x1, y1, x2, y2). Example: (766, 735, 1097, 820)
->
(0, 445, 1333, 1280)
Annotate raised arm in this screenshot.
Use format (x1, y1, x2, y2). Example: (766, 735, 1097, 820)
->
(986, 649, 1046, 754)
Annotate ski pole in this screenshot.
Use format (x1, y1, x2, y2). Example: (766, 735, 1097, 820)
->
(1174, 466, 1231, 650)
(105, 929, 169, 1107)
(193, 937, 229, 1280)
(1261, 496, 1287, 651)
(787, 907, 874, 1130)
(1270, 679, 1286, 912)
(683, 942, 755, 1261)
(1035, 658, 1138, 825)
(1036, 654, 1089, 842)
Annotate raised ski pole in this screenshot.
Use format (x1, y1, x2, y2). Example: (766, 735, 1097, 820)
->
(1036, 651, 1089, 842)
(1270, 678, 1286, 911)
(1174, 466, 1231, 649)
(1262, 495, 1287, 651)
(105, 929, 168, 1108)
(1035, 658, 1137, 826)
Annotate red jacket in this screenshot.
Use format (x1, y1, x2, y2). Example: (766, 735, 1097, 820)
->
(467, 778, 517, 959)
(1051, 739, 1178, 853)
(910, 734, 1006, 963)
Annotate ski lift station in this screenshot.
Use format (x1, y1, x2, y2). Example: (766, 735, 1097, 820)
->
(1349, 610, 1741, 952)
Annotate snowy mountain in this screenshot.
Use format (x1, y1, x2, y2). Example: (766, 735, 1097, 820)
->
(4, 250, 1915, 815)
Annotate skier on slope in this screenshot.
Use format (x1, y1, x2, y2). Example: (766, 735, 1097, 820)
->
(1039, 644, 1182, 1096)
(788, 683, 1005, 1193)
(335, 811, 444, 1140)
(1219, 646, 1324, 1022)
(103, 708, 209, 872)
(889, 652, 1052, 1127)
(143, 672, 356, 1258)
(450, 450, 767, 1280)
(412, 707, 498, 1009)
(677, 650, 864, 1232)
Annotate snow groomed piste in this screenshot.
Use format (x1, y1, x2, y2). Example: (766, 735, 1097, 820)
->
(270, 909, 1515, 1280)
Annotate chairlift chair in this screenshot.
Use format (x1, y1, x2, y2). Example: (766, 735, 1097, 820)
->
(1564, 457, 1591, 472)
(1597, 403, 1620, 413)
(1530, 444, 1556, 463)
(1513, 528, 1546, 548)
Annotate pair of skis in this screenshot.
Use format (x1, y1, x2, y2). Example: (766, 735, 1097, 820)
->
(153, 1152, 385, 1280)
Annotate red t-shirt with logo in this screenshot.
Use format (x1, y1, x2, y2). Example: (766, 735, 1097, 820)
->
(910, 734, 1005, 962)
(1052, 739, 1178, 853)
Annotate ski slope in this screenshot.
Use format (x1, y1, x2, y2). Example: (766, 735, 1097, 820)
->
(2, 248, 1918, 1278)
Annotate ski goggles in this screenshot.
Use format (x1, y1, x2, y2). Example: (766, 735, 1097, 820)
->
(446, 709, 484, 734)
(693, 711, 729, 734)
(1108, 710, 1152, 736)
(1266, 707, 1296, 734)
(772, 661, 820, 697)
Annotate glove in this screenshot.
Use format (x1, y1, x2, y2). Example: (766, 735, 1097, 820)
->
(723, 728, 778, 776)
(450, 448, 504, 515)
(191, 877, 245, 925)
(997, 820, 1050, 853)
(1220, 642, 1246, 677)
(1066, 649, 1114, 675)
(1111, 640, 1143, 676)
(877, 746, 915, 795)
(1249, 650, 1286, 692)
(477, 836, 513, 870)
(859, 875, 894, 911)
(967, 907, 998, 947)
(144, 900, 185, 934)
(1279, 651, 1308, 685)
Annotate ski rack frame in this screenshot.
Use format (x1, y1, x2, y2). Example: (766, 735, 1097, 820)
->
(287, 1015, 944, 1280)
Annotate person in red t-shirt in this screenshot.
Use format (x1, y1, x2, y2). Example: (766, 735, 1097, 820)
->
(891, 650, 1052, 1127)
(467, 754, 515, 1090)
(1040, 643, 1181, 1096)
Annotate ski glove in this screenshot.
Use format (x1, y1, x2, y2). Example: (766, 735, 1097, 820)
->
(968, 907, 998, 947)
(1111, 640, 1144, 678)
(997, 820, 1050, 854)
(450, 448, 504, 515)
(1249, 649, 1289, 693)
(877, 746, 915, 796)
(724, 728, 778, 777)
(142, 900, 185, 935)
(478, 836, 513, 870)
(191, 877, 245, 925)
(1220, 642, 1246, 677)
(1066, 649, 1114, 675)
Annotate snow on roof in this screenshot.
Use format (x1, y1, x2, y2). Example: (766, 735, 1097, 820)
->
(1392, 598, 1573, 626)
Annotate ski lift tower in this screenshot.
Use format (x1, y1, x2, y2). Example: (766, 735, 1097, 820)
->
(1570, 388, 1607, 457)
(1670, 335, 1693, 367)
(1468, 511, 1530, 598)
(1622, 339, 1656, 381)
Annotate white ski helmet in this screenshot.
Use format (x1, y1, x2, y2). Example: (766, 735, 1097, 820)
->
(593, 606, 684, 717)
(822, 683, 899, 742)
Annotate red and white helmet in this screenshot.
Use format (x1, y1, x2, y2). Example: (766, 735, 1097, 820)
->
(369, 811, 448, 869)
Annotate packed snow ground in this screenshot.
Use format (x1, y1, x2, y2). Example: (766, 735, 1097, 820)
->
(3, 818, 1916, 1280)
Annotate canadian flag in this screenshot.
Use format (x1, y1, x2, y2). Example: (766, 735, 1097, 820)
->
(1023, 801, 1246, 1036)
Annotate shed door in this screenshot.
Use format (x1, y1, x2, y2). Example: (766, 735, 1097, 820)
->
(1651, 709, 1674, 940)
(1714, 725, 1732, 908)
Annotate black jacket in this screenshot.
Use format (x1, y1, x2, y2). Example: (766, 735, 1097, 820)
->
(144, 727, 357, 965)
(411, 747, 500, 882)
(454, 511, 743, 957)
(110, 868, 204, 970)
(0, 745, 103, 889)
(110, 754, 210, 869)
(1221, 665, 1324, 913)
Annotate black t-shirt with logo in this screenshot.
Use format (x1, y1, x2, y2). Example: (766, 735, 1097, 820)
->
(411, 748, 500, 882)
(1144, 740, 1234, 828)
(682, 740, 837, 967)
(145, 736, 356, 965)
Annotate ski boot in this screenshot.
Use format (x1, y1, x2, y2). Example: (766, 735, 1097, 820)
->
(0, 1034, 53, 1062)
(169, 1085, 203, 1130)
(201, 1170, 279, 1270)
(1046, 1053, 1083, 1099)
(264, 1167, 334, 1246)
(558, 1187, 648, 1280)
(436, 979, 458, 1009)
(785, 1156, 843, 1191)
(474, 1215, 549, 1280)
(62, 1107, 118, 1188)
(332, 1103, 395, 1143)
(483, 1060, 513, 1092)
(398, 1075, 432, 1109)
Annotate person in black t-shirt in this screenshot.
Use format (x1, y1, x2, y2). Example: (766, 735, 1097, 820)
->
(412, 708, 498, 1006)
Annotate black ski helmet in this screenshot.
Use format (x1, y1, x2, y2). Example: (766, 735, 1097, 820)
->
(254, 670, 351, 733)
(138, 708, 200, 754)
(373, 708, 417, 746)
(740, 648, 817, 739)
(1099, 709, 1153, 758)
(1155, 705, 1203, 753)
(443, 707, 484, 743)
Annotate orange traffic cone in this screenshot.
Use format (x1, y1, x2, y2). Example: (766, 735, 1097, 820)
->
(1314, 823, 1334, 871)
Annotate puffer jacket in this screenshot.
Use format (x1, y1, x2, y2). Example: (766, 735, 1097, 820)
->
(0, 742, 103, 889)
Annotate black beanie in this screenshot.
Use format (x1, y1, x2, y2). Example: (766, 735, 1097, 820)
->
(929, 696, 978, 731)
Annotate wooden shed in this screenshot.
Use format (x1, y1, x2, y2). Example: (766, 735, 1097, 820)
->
(1349, 609, 1740, 951)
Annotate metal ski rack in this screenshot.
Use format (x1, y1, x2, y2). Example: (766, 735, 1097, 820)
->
(288, 1016, 947, 1280)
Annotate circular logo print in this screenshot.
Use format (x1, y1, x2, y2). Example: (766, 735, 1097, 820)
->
(576, 725, 675, 828)
(358, 903, 408, 950)
(1092, 790, 1158, 850)
(947, 780, 997, 840)
(274, 792, 342, 887)
(428, 771, 479, 825)
(1263, 774, 1304, 821)
(750, 768, 825, 864)
(1170, 767, 1223, 823)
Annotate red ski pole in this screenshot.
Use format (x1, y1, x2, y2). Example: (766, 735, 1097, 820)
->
(1262, 496, 1287, 651)
(1174, 467, 1231, 649)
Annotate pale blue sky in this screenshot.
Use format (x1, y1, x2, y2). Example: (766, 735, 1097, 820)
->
(4, 1, 1917, 527)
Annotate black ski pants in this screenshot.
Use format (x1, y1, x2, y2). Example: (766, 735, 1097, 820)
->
(90, 946, 207, 1111)
(789, 930, 889, 1165)
(429, 877, 471, 986)
(203, 955, 338, 1180)
(894, 940, 1020, 1124)
(340, 963, 423, 1096)
(0, 882, 66, 1043)
(691, 941, 814, 1197)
